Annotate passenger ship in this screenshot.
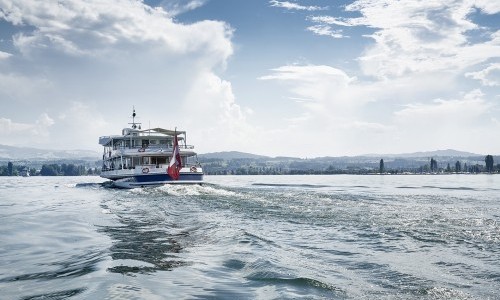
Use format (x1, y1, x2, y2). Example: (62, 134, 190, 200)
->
(99, 110, 203, 188)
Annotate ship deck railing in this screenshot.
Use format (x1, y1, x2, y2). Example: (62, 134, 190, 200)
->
(109, 144, 195, 151)
(101, 163, 202, 172)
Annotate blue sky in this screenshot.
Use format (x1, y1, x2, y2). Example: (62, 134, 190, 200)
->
(0, 0, 499, 157)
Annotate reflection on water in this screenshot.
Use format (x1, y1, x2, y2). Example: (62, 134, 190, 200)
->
(0, 251, 103, 283)
(98, 211, 188, 275)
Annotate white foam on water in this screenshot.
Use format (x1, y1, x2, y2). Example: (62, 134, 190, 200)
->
(153, 184, 240, 197)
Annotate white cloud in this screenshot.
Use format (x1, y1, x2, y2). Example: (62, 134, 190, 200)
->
(182, 71, 257, 153)
(0, 118, 32, 134)
(259, 65, 357, 114)
(258, 65, 401, 155)
(306, 25, 345, 38)
(473, 0, 500, 14)
(270, 0, 326, 11)
(0, 113, 54, 146)
(466, 63, 500, 86)
(0, 0, 241, 152)
(309, 0, 500, 78)
(308, 15, 357, 27)
(159, 0, 208, 16)
(3, 0, 233, 61)
(0, 72, 53, 103)
(262, 1, 500, 155)
(52, 102, 108, 148)
(259, 62, 500, 155)
(394, 94, 490, 123)
(0, 51, 11, 59)
(259, 65, 353, 83)
(391, 89, 498, 152)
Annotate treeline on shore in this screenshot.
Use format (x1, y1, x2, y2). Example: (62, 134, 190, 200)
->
(201, 155, 499, 175)
(0, 162, 99, 176)
(203, 165, 497, 175)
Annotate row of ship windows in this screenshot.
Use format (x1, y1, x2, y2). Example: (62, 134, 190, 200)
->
(115, 139, 172, 148)
(102, 156, 188, 170)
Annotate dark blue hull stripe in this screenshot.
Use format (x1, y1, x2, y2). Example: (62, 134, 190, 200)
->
(133, 173, 203, 183)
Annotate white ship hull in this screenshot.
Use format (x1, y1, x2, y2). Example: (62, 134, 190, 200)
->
(101, 166, 203, 188)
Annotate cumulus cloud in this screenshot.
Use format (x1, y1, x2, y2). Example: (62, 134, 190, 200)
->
(0, 0, 245, 152)
(182, 71, 256, 152)
(2, 0, 233, 60)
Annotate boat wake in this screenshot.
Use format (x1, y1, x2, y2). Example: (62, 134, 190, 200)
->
(128, 183, 240, 197)
(75, 182, 112, 189)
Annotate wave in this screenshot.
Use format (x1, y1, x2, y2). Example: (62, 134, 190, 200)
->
(242, 257, 344, 296)
(252, 183, 331, 188)
(73, 181, 119, 189)
(422, 286, 473, 299)
(75, 182, 107, 188)
(396, 185, 478, 191)
(21, 288, 86, 300)
(150, 183, 240, 197)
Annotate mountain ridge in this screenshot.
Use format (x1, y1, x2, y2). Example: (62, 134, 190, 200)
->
(200, 149, 486, 160)
(0, 145, 490, 161)
(0, 144, 99, 161)
(361, 149, 482, 158)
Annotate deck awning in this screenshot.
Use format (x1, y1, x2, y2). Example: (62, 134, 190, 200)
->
(142, 128, 186, 136)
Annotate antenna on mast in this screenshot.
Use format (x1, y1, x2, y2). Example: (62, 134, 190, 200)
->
(128, 106, 141, 129)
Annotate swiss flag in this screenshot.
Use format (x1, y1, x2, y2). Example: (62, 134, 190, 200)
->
(167, 131, 182, 180)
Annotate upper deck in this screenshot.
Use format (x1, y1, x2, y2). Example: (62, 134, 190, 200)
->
(99, 127, 192, 149)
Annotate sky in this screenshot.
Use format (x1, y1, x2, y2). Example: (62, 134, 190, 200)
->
(0, 0, 499, 157)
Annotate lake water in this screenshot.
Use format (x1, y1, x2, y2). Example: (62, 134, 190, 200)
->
(1, 175, 499, 299)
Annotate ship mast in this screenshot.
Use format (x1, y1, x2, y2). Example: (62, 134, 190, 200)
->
(128, 107, 141, 130)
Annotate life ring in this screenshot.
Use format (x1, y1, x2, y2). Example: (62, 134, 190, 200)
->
(142, 167, 149, 174)
(138, 148, 145, 152)
(190, 166, 197, 172)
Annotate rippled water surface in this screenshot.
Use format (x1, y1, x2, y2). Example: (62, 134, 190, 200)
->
(1, 175, 499, 299)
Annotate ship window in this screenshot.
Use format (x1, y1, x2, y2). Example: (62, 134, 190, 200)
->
(157, 157, 166, 165)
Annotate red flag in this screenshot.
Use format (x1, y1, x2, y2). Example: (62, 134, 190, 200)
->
(167, 131, 182, 180)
